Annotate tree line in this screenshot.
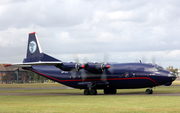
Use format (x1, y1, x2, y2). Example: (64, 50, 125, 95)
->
(166, 66, 178, 75)
(27, 71, 53, 83)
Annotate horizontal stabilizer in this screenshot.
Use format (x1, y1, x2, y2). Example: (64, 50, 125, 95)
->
(4, 61, 63, 67)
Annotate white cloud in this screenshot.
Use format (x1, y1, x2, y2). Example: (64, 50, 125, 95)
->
(164, 50, 180, 59)
(0, 0, 180, 69)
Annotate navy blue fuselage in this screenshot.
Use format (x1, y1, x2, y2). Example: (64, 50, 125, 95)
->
(26, 62, 175, 89)
(19, 32, 176, 92)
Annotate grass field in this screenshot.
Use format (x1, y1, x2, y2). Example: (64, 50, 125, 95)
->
(0, 83, 65, 88)
(0, 81, 180, 113)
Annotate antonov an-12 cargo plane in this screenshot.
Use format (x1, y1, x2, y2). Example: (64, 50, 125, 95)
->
(5, 32, 177, 95)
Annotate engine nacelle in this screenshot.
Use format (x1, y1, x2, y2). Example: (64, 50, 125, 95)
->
(57, 62, 84, 71)
(57, 62, 76, 71)
(84, 62, 110, 74)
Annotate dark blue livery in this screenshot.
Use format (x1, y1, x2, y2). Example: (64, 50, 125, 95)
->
(5, 32, 177, 95)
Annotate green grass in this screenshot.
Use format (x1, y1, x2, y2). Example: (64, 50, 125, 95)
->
(0, 83, 65, 88)
(0, 95, 180, 113)
(0, 83, 180, 113)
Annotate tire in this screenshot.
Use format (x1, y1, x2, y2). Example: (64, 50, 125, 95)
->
(84, 89, 90, 95)
(104, 88, 110, 94)
(146, 89, 153, 94)
(110, 89, 117, 94)
(90, 89, 97, 95)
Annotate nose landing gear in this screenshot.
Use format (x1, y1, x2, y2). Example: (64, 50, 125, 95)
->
(145, 88, 153, 94)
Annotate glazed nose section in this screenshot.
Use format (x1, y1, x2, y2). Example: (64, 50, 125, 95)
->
(168, 72, 177, 81)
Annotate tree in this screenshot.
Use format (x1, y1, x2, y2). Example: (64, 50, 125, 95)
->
(166, 66, 178, 75)
(27, 70, 49, 83)
(33, 73, 39, 82)
(2, 75, 7, 83)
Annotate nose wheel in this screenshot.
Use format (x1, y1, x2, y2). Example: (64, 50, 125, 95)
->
(146, 88, 153, 94)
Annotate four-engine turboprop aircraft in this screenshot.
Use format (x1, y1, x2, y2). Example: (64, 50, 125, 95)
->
(5, 32, 177, 95)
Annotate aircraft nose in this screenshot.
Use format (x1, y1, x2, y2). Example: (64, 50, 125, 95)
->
(168, 72, 177, 81)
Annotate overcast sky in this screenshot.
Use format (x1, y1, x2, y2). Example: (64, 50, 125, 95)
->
(0, 0, 180, 68)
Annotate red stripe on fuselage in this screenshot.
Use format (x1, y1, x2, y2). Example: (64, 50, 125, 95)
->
(30, 68, 159, 85)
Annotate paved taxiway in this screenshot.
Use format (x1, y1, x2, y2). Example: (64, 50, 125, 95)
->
(1, 92, 180, 96)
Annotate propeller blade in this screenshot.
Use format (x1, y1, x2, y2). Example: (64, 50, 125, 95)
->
(104, 52, 109, 63)
(81, 69, 88, 81)
(108, 64, 114, 74)
(152, 56, 156, 64)
(142, 55, 147, 63)
(74, 54, 79, 63)
(101, 70, 107, 82)
(70, 69, 77, 78)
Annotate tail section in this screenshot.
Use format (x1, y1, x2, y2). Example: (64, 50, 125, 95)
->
(23, 32, 61, 63)
(27, 32, 42, 59)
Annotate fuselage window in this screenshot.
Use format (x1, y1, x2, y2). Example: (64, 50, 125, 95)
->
(157, 67, 164, 71)
(125, 73, 129, 77)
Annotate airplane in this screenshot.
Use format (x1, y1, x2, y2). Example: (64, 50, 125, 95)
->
(5, 32, 177, 95)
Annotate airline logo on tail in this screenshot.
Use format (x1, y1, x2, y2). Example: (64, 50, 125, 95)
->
(29, 41, 37, 53)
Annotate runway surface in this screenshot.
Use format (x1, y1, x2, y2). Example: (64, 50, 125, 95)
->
(0, 87, 73, 90)
(0, 86, 180, 96)
(1, 92, 180, 96)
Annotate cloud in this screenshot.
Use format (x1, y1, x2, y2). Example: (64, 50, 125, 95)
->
(0, 0, 180, 68)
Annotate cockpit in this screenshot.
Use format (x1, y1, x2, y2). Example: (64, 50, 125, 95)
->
(144, 66, 164, 72)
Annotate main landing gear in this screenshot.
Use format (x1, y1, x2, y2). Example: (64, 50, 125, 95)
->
(104, 88, 117, 94)
(84, 89, 97, 95)
(84, 82, 97, 95)
(83, 88, 117, 95)
(83, 82, 117, 95)
(145, 88, 153, 94)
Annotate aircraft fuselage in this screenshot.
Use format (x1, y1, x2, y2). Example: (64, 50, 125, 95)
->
(26, 62, 176, 90)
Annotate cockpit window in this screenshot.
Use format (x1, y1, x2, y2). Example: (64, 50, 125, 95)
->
(145, 67, 158, 71)
(157, 67, 164, 71)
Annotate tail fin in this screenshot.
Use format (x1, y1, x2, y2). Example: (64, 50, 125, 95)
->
(27, 32, 42, 59)
(23, 32, 61, 63)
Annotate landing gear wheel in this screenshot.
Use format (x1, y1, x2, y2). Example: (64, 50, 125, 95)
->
(104, 88, 117, 94)
(90, 89, 97, 95)
(104, 88, 110, 94)
(84, 89, 90, 95)
(110, 89, 117, 94)
(146, 89, 153, 94)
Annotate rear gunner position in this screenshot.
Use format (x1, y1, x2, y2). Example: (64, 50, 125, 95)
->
(5, 32, 177, 95)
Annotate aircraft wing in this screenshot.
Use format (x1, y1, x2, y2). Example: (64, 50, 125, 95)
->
(4, 61, 63, 67)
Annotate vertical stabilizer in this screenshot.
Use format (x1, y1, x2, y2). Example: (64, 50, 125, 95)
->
(27, 32, 42, 58)
(23, 32, 61, 63)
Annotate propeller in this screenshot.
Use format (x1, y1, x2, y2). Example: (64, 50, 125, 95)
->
(81, 69, 88, 81)
(152, 56, 156, 65)
(100, 53, 111, 82)
(101, 70, 107, 82)
(142, 55, 147, 63)
(70, 54, 85, 78)
(72, 53, 113, 82)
